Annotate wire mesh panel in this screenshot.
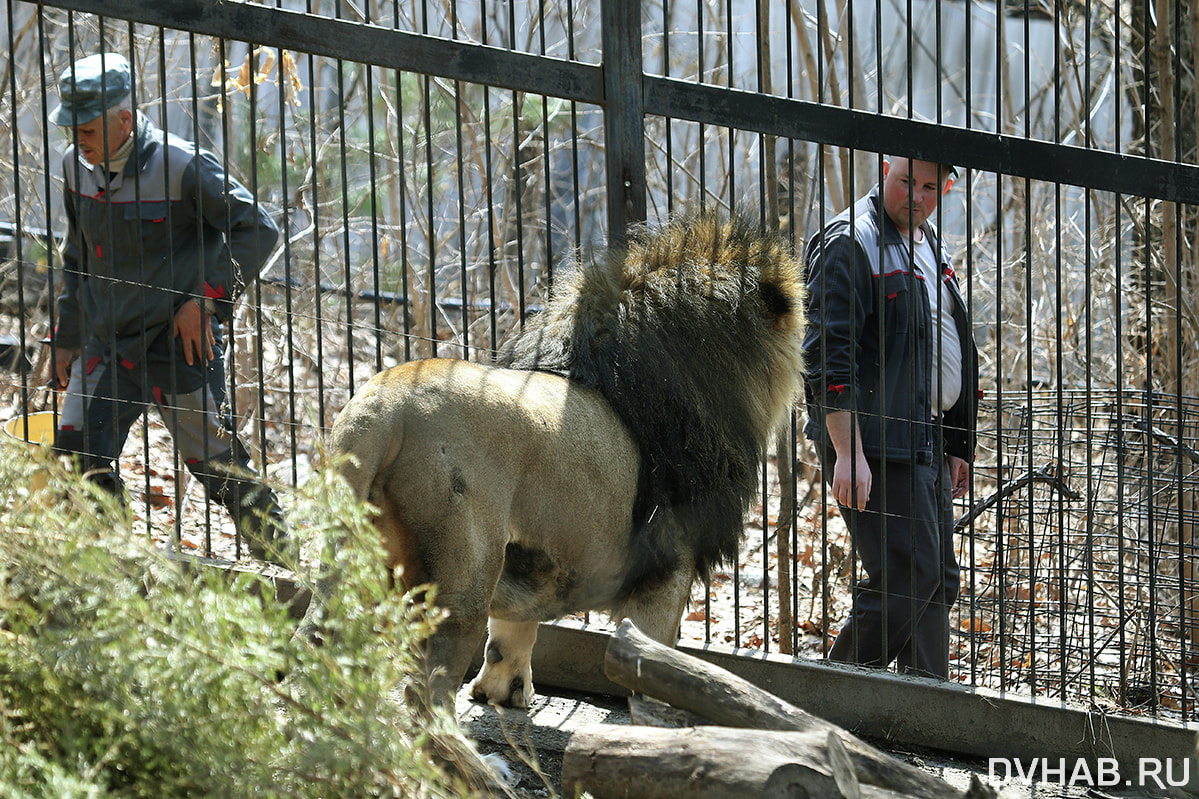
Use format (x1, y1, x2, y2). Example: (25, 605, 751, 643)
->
(957, 390, 1199, 715)
(3, 0, 1199, 726)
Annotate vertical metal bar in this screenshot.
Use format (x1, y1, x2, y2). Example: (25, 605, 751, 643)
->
(202, 34, 224, 555)
(365, 0, 384, 374)
(962, 187, 977, 685)
(130, 29, 153, 543)
(505, 0, 527, 323)
(451, 0, 469, 359)
(1170, 0, 1188, 720)
(724, 0, 735, 215)
(566, 0, 582, 251)
(275, 33, 300, 485)
(217, 36, 238, 554)
(816, 0, 832, 661)
(730, 4, 741, 644)
(961, 0, 978, 689)
(125, 30, 152, 547)
(1141, 0, 1159, 704)
(1021, 170, 1034, 695)
(993, 0, 1008, 689)
(537, 0, 553, 296)
(391, 1, 413, 362)
(601, 0, 646, 242)
(877, 0, 895, 677)
(7, 0, 28, 431)
(156, 30, 177, 550)
(479, 5, 498, 349)
(304, 13, 328, 439)
(37, 6, 61, 427)
(420, 0, 437, 355)
(782, 0, 798, 659)
(1082, 0, 1097, 706)
(1054, 180, 1066, 698)
(1051, 0, 1068, 703)
(729, 6, 741, 643)
(663, 0, 674, 205)
(757, 0, 771, 653)
(91, 21, 125, 534)
(697, 0, 706, 215)
(1110, 0, 1130, 707)
(246, 44, 272, 489)
(332, 14, 355, 379)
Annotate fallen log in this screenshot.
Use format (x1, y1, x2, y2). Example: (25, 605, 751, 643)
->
(563, 723, 1003, 798)
(627, 693, 710, 728)
(606, 618, 834, 733)
(563, 725, 879, 799)
(603, 619, 995, 798)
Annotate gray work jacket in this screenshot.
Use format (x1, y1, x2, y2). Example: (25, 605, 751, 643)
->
(802, 189, 979, 464)
(56, 113, 278, 366)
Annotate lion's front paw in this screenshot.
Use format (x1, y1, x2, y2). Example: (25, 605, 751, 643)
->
(469, 668, 534, 708)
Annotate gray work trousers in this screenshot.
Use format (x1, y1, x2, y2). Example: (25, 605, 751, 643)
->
(823, 450, 960, 678)
(53, 326, 277, 544)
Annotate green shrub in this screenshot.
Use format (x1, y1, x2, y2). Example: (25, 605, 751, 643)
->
(0, 448, 488, 798)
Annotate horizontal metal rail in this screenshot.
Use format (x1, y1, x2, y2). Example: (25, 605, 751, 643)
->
(48, 0, 1199, 205)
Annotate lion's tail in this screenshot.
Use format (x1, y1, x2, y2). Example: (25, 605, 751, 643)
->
(304, 376, 408, 637)
(328, 378, 405, 505)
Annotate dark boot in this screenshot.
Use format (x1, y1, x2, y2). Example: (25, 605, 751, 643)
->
(55, 430, 129, 511)
(82, 467, 132, 524)
(232, 482, 293, 566)
(83, 467, 126, 499)
(192, 452, 294, 567)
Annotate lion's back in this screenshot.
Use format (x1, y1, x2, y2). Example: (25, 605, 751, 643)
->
(332, 359, 641, 576)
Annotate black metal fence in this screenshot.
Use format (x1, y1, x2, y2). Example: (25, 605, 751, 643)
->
(4, 0, 1199, 722)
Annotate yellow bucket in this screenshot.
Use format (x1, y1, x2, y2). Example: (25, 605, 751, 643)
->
(4, 411, 56, 493)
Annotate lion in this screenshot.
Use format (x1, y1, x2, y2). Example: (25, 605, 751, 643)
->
(326, 210, 806, 708)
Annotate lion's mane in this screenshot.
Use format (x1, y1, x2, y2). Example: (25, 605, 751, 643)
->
(498, 209, 806, 594)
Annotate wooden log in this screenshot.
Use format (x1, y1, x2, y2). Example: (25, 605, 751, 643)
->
(627, 693, 711, 728)
(563, 724, 901, 799)
(604, 620, 994, 799)
(606, 618, 835, 733)
(827, 729, 864, 799)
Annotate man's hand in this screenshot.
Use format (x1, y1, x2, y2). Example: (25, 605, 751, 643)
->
(825, 410, 871, 511)
(948, 455, 971, 499)
(832, 449, 872, 511)
(53, 345, 81, 389)
(174, 298, 216, 366)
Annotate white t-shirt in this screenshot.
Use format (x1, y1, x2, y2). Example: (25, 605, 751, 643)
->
(911, 236, 963, 414)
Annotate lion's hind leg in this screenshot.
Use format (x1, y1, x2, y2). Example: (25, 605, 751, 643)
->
(468, 618, 538, 708)
(390, 499, 504, 708)
(420, 601, 491, 706)
(617, 559, 697, 647)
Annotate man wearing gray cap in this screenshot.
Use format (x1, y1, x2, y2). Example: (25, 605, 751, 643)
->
(802, 154, 979, 678)
(50, 52, 290, 565)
